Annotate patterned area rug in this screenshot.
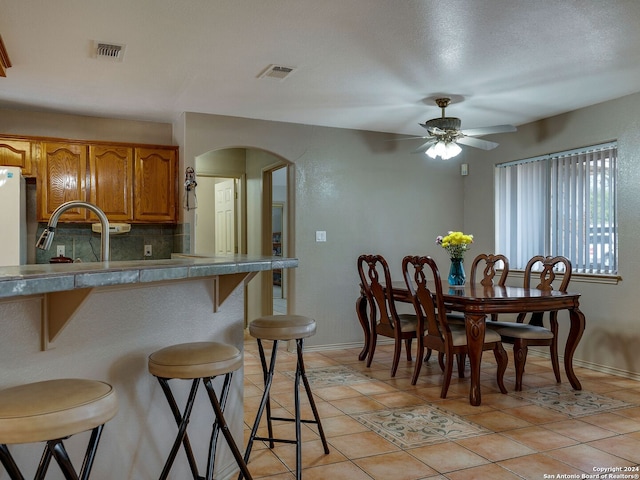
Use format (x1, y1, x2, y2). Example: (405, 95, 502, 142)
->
(513, 386, 636, 417)
(283, 365, 372, 388)
(355, 405, 491, 448)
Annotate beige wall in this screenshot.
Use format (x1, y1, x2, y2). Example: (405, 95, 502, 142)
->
(177, 112, 464, 348)
(0, 108, 173, 145)
(464, 92, 640, 377)
(196, 148, 246, 176)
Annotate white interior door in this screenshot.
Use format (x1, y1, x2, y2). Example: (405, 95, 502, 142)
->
(215, 178, 236, 254)
(194, 176, 215, 254)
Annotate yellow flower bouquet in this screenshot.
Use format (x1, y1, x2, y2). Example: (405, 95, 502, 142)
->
(436, 231, 474, 260)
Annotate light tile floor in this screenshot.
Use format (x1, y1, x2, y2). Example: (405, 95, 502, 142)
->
(241, 335, 640, 479)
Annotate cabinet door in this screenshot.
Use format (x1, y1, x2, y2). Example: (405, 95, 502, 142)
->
(0, 138, 34, 177)
(38, 142, 88, 221)
(89, 145, 133, 221)
(134, 147, 177, 222)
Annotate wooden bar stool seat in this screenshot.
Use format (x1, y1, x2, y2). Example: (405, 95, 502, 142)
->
(148, 341, 253, 480)
(0, 378, 118, 480)
(241, 315, 329, 480)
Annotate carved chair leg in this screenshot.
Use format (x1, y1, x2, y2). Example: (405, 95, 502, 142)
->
(493, 343, 508, 394)
(437, 352, 445, 372)
(513, 339, 528, 391)
(366, 333, 377, 368)
(411, 339, 425, 385)
(441, 350, 455, 398)
(456, 353, 466, 378)
(550, 339, 561, 383)
(404, 338, 413, 362)
(390, 337, 402, 377)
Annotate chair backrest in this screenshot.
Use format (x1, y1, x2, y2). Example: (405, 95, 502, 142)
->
(470, 253, 510, 287)
(523, 255, 572, 292)
(401, 255, 447, 339)
(357, 254, 400, 330)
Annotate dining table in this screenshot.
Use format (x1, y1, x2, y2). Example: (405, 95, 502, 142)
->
(356, 281, 586, 406)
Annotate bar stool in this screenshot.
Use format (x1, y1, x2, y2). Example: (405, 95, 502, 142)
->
(241, 315, 329, 480)
(148, 341, 253, 480)
(0, 378, 118, 480)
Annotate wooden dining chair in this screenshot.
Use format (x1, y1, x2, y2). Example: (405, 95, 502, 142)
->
(402, 255, 508, 394)
(446, 253, 510, 324)
(357, 254, 419, 377)
(470, 253, 510, 287)
(473, 253, 510, 322)
(486, 255, 572, 390)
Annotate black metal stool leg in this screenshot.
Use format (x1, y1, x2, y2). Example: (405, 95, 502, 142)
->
(0, 444, 25, 480)
(258, 339, 276, 448)
(48, 440, 79, 480)
(239, 339, 279, 480)
(204, 375, 253, 480)
(157, 378, 201, 480)
(33, 444, 53, 480)
(204, 375, 224, 480)
(293, 347, 302, 480)
(296, 339, 329, 454)
(78, 425, 104, 480)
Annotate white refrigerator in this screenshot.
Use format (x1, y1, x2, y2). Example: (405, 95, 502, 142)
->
(0, 166, 26, 266)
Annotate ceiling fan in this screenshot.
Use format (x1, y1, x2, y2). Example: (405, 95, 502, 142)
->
(411, 98, 517, 160)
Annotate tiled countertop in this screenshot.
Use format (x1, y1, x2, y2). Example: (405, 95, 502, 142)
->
(0, 254, 298, 299)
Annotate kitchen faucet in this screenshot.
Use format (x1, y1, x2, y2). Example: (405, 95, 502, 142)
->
(36, 200, 110, 262)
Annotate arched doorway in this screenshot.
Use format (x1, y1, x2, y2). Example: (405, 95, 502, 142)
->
(193, 147, 294, 322)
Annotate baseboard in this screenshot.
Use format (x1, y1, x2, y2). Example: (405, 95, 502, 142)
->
(304, 341, 640, 381)
(526, 348, 640, 382)
(304, 338, 395, 353)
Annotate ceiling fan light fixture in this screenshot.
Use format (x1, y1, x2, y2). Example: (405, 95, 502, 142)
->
(426, 140, 461, 160)
(444, 141, 462, 159)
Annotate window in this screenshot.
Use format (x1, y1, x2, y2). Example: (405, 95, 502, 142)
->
(495, 142, 617, 274)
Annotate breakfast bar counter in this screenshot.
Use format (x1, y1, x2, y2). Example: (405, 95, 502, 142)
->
(0, 254, 297, 480)
(0, 254, 297, 299)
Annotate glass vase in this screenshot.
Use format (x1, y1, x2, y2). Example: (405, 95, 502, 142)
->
(448, 257, 466, 286)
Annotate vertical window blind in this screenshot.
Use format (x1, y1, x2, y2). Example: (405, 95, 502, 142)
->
(495, 142, 617, 274)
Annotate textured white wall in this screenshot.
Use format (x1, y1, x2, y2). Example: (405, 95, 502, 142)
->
(0, 280, 246, 479)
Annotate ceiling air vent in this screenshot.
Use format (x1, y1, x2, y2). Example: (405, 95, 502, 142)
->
(258, 64, 296, 81)
(92, 41, 126, 62)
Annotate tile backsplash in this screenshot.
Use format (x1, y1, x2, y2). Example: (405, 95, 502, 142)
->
(25, 182, 191, 264)
(35, 223, 184, 263)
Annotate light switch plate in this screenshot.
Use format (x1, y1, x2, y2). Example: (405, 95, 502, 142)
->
(315, 231, 327, 242)
(144, 245, 152, 256)
(56, 245, 65, 257)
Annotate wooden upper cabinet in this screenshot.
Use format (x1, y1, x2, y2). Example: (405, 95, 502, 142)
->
(89, 145, 133, 222)
(30, 136, 178, 223)
(38, 142, 88, 221)
(0, 138, 34, 177)
(134, 147, 177, 222)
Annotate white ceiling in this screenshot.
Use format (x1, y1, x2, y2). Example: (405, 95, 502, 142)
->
(1, 1, 640, 137)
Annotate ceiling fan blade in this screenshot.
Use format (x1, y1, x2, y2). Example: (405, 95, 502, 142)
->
(457, 136, 499, 150)
(411, 139, 437, 154)
(460, 124, 517, 137)
(394, 135, 433, 141)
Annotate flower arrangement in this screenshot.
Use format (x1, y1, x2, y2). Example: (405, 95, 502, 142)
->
(436, 231, 474, 259)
